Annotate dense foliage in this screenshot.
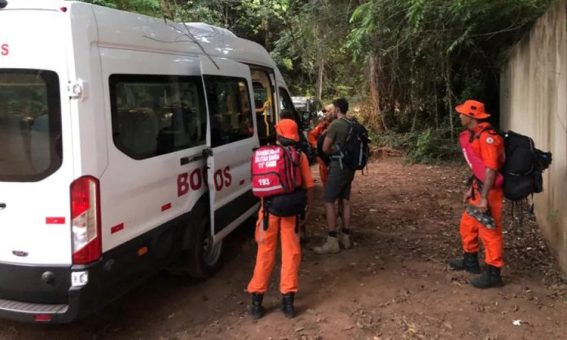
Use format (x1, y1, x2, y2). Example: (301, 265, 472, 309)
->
(82, 0, 553, 162)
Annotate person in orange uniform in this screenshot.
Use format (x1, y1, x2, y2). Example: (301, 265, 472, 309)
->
(308, 104, 336, 187)
(247, 119, 315, 319)
(449, 99, 505, 289)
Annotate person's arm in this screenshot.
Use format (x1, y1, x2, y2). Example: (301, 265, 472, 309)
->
(476, 132, 502, 213)
(308, 123, 322, 147)
(299, 154, 315, 226)
(301, 187, 314, 227)
(477, 169, 496, 212)
(322, 136, 333, 154)
(463, 186, 473, 204)
(322, 122, 337, 153)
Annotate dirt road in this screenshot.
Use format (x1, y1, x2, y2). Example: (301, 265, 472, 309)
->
(1, 158, 566, 339)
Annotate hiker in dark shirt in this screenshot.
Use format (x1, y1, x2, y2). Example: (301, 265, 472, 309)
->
(313, 98, 355, 254)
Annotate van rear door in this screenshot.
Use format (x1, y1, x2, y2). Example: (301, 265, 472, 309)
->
(0, 9, 73, 266)
(201, 56, 260, 242)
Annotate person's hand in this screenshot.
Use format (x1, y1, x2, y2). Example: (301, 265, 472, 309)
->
(463, 187, 473, 204)
(476, 197, 489, 213)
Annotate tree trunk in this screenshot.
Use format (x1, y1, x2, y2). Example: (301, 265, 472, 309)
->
(316, 56, 324, 100)
(369, 53, 385, 132)
(444, 57, 454, 139)
(263, 18, 269, 50)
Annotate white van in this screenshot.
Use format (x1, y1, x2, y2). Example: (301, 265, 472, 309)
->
(0, 0, 299, 323)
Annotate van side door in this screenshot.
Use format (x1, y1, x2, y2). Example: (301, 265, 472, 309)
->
(201, 56, 259, 242)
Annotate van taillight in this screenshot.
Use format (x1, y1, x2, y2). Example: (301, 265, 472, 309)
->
(70, 176, 101, 265)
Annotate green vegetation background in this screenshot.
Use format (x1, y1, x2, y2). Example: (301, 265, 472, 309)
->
(84, 0, 553, 163)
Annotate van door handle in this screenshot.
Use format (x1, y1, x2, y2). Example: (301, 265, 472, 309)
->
(0, 203, 6, 210)
(180, 152, 209, 166)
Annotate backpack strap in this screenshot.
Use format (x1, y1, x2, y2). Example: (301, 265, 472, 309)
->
(471, 126, 501, 142)
(262, 198, 270, 231)
(470, 126, 489, 143)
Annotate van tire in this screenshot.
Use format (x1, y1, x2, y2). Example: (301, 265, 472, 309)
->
(184, 213, 224, 279)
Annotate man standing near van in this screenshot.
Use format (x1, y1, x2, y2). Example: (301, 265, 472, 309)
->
(308, 104, 336, 187)
(247, 119, 314, 319)
(449, 99, 505, 288)
(313, 98, 355, 254)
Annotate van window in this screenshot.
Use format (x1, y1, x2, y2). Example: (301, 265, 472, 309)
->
(204, 76, 254, 147)
(251, 68, 276, 144)
(109, 75, 206, 160)
(0, 69, 62, 182)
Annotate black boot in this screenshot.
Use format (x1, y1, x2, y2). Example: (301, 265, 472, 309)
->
(249, 293, 264, 320)
(471, 265, 504, 289)
(281, 293, 296, 318)
(448, 252, 481, 274)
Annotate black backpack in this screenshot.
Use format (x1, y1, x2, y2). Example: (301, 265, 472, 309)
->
(336, 118, 370, 171)
(500, 131, 552, 201)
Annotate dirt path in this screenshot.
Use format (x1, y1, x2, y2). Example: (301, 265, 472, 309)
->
(1, 158, 566, 339)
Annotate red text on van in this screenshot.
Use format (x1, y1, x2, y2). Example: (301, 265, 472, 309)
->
(0, 44, 8, 56)
(177, 166, 233, 197)
(213, 166, 232, 192)
(178, 168, 204, 197)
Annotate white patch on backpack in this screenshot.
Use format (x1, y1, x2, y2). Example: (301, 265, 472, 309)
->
(486, 137, 494, 144)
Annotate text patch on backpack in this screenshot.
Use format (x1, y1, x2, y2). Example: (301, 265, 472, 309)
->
(251, 145, 302, 198)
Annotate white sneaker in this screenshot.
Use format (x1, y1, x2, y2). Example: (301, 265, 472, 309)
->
(339, 232, 352, 249)
(313, 236, 340, 254)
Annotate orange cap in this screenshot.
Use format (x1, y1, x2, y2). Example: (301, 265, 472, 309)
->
(455, 99, 491, 119)
(275, 118, 300, 142)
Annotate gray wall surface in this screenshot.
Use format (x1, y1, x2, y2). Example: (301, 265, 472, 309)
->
(500, 0, 567, 272)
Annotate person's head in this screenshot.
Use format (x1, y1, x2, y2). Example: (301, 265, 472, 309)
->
(322, 104, 336, 123)
(455, 99, 490, 130)
(332, 98, 349, 116)
(275, 118, 300, 146)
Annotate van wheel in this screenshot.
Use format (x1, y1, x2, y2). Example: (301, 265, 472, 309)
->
(186, 215, 223, 279)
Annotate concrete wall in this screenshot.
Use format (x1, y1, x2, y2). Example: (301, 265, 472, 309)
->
(500, 0, 567, 272)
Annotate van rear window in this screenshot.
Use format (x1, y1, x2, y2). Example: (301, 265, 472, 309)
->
(0, 69, 62, 182)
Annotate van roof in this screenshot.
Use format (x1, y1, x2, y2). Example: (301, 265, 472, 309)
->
(2, 0, 281, 73)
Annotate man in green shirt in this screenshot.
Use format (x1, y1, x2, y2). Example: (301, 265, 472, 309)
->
(313, 98, 355, 254)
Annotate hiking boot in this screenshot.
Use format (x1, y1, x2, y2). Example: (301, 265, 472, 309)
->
(281, 293, 296, 318)
(448, 252, 481, 274)
(338, 232, 352, 249)
(471, 265, 504, 289)
(313, 236, 340, 254)
(249, 293, 264, 320)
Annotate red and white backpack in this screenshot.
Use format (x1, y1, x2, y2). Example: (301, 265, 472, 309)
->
(251, 145, 302, 198)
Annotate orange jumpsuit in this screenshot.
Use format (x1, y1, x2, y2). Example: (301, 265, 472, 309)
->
(459, 122, 505, 268)
(308, 121, 329, 185)
(247, 153, 314, 294)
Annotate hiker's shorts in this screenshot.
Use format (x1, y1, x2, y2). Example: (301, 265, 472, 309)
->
(323, 162, 355, 203)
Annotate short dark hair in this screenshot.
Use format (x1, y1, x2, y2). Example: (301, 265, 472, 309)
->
(332, 98, 349, 114)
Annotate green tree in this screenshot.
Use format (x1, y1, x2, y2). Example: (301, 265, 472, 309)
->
(347, 0, 552, 136)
